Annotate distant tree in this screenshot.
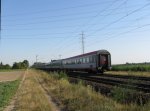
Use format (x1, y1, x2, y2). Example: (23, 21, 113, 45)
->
(0, 62, 11, 69)
(4, 64, 11, 69)
(12, 62, 19, 69)
(12, 60, 29, 69)
(23, 60, 29, 68)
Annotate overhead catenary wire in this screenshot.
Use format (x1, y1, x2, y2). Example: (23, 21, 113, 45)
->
(59, 2, 150, 55)
(61, 22, 150, 57)
(80, 0, 129, 32)
(3, 3, 145, 22)
(2, 2, 150, 40)
(86, 2, 150, 37)
(52, 0, 121, 53)
(1, 0, 115, 17)
(2, 0, 150, 61)
(87, 23, 150, 47)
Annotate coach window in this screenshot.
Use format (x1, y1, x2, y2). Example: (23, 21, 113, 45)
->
(69, 60, 71, 64)
(79, 58, 82, 64)
(76, 59, 79, 64)
(74, 59, 76, 64)
(68, 60, 70, 64)
(83, 58, 85, 63)
(85, 57, 87, 63)
(73, 60, 75, 64)
(87, 57, 89, 63)
(92, 56, 96, 62)
(89, 56, 92, 63)
(71, 60, 73, 64)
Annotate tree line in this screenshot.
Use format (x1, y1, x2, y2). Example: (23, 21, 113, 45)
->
(0, 60, 29, 69)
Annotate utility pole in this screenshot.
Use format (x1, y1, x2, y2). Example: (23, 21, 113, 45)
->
(80, 31, 85, 54)
(0, 0, 1, 44)
(36, 55, 38, 63)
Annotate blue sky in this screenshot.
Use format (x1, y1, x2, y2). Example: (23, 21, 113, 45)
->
(1, 0, 150, 65)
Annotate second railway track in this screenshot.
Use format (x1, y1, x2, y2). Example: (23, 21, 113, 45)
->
(67, 71, 150, 103)
(68, 72, 150, 93)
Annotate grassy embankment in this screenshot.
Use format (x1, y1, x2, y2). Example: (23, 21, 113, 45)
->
(0, 80, 20, 111)
(34, 70, 150, 111)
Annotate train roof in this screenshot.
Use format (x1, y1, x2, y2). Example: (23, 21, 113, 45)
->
(62, 50, 110, 60)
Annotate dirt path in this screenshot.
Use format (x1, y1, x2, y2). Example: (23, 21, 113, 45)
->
(4, 69, 61, 111)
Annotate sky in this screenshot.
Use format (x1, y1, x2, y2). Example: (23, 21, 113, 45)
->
(1, 0, 150, 65)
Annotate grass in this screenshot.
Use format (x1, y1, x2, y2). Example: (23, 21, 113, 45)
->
(0, 80, 20, 111)
(112, 64, 150, 72)
(14, 70, 53, 111)
(34, 70, 150, 111)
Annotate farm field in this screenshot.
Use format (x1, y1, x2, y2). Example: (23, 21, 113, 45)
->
(112, 64, 150, 72)
(0, 71, 24, 82)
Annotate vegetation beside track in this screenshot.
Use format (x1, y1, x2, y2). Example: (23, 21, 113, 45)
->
(0, 80, 20, 111)
(35, 70, 150, 111)
(112, 63, 150, 72)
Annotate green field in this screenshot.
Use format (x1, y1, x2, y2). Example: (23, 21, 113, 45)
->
(112, 63, 150, 72)
(0, 80, 20, 111)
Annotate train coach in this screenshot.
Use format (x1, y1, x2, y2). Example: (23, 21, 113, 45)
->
(34, 50, 111, 73)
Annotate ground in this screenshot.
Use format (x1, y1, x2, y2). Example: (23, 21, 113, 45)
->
(0, 71, 24, 82)
(3, 70, 59, 111)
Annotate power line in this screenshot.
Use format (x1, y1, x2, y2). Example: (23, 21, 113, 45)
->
(87, 2, 150, 37)
(86, 23, 150, 47)
(2, 15, 96, 27)
(2, 1, 115, 17)
(3, 3, 145, 22)
(3, 10, 99, 22)
(82, 0, 129, 32)
(0, 0, 2, 31)
(61, 23, 150, 56)
(1, 36, 78, 40)
(53, 0, 131, 54)
(52, 0, 120, 54)
(2, 32, 78, 36)
(3, 11, 150, 39)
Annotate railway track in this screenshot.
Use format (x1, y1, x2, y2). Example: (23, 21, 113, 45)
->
(67, 72, 150, 93)
(67, 71, 150, 103)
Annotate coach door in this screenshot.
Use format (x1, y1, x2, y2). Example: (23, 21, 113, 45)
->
(99, 54, 108, 67)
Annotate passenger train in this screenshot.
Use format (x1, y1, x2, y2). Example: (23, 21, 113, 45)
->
(34, 50, 111, 73)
